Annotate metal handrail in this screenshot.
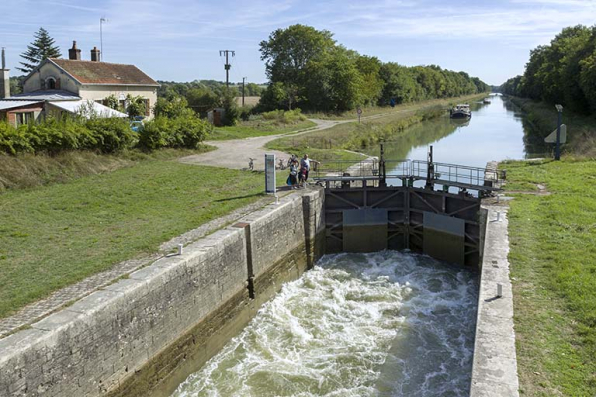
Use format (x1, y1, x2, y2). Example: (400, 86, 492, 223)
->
(314, 158, 503, 190)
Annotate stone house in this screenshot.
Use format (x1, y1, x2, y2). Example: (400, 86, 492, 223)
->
(0, 42, 158, 125)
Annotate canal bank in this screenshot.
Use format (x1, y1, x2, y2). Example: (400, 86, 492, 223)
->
(0, 95, 532, 397)
(0, 189, 326, 397)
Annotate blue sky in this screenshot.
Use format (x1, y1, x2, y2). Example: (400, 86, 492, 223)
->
(1, 0, 595, 85)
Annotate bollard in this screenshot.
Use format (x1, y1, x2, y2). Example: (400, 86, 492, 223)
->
(497, 283, 503, 298)
(275, 194, 279, 205)
(496, 211, 501, 222)
(177, 244, 183, 255)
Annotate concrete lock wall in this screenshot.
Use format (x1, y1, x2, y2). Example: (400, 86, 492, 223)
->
(0, 189, 325, 397)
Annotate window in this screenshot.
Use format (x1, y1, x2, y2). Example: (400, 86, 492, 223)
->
(46, 77, 56, 90)
(15, 112, 34, 126)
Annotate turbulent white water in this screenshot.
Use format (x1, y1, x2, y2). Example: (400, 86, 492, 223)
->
(172, 251, 478, 397)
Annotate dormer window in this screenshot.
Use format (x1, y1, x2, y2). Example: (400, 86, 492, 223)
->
(46, 77, 57, 90)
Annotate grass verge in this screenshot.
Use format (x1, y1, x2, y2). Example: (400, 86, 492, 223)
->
(503, 158, 596, 396)
(0, 147, 215, 192)
(209, 119, 316, 141)
(0, 161, 273, 319)
(509, 97, 596, 156)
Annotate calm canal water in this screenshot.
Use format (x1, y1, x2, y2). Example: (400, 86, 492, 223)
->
(378, 94, 547, 167)
(166, 95, 534, 397)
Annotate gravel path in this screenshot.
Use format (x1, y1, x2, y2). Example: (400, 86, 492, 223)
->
(179, 119, 348, 170)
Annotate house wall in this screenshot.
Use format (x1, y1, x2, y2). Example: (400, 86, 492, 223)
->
(23, 62, 80, 94)
(78, 86, 158, 118)
(1, 103, 44, 127)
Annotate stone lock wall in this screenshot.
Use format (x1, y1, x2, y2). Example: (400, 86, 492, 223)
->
(0, 189, 325, 397)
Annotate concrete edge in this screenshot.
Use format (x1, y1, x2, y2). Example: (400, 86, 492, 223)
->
(470, 205, 519, 397)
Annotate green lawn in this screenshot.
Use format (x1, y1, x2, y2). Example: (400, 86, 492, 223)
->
(208, 119, 316, 141)
(503, 158, 596, 396)
(0, 160, 275, 319)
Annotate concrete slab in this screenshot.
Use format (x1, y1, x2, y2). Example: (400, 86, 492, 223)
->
(471, 205, 519, 397)
(31, 310, 84, 332)
(67, 290, 121, 315)
(0, 328, 47, 366)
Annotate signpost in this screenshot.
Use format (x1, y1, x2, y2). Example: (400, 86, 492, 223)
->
(554, 104, 563, 160)
(544, 124, 567, 144)
(265, 154, 276, 194)
(357, 107, 362, 123)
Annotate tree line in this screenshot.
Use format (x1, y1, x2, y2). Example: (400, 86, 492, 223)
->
(499, 25, 596, 115)
(258, 24, 489, 112)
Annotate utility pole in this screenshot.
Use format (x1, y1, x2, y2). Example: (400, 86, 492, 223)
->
(242, 77, 247, 107)
(100, 17, 107, 60)
(219, 50, 235, 88)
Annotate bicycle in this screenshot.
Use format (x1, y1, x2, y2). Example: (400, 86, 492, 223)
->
(248, 158, 255, 171)
(278, 158, 286, 170)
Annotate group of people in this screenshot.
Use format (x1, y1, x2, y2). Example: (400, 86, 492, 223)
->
(286, 154, 320, 189)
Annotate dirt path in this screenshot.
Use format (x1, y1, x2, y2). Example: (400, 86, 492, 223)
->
(179, 119, 349, 170)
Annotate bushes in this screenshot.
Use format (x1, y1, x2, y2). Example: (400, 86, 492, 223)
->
(0, 113, 209, 155)
(261, 109, 307, 124)
(138, 114, 212, 150)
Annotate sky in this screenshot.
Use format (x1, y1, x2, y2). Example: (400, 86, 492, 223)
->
(1, 0, 595, 86)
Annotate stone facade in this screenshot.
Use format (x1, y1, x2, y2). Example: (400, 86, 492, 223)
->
(0, 189, 325, 397)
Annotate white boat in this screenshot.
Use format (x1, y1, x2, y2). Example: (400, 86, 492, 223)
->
(450, 104, 471, 119)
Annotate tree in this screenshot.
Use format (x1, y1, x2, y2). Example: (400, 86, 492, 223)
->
(18, 28, 62, 74)
(125, 95, 146, 117)
(259, 24, 335, 87)
(221, 90, 239, 126)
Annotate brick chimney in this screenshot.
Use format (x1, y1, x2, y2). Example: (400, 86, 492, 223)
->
(68, 41, 81, 60)
(0, 47, 10, 99)
(90, 46, 101, 62)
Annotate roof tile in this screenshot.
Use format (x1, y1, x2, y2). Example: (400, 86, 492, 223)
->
(50, 59, 159, 86)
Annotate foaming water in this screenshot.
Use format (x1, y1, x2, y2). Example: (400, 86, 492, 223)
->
(172, 251, 478, 397)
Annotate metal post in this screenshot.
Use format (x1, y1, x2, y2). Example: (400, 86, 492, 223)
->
(100, 18, 107, 60)
(380, 142, 386, 187)
(426, 145, 434, 189)
(555, 104, 563, 161)
(242, 77, 246, 107)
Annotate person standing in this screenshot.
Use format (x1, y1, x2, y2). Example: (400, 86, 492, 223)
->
(299, 154, 320, 187)
(288, 159, 299, 189)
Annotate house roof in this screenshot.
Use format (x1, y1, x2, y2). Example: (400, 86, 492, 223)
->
(0, 101, 43, 111)
(48, 100, 128, 119)
(8, 90, 81, 101)
(49, 59, 159, 86)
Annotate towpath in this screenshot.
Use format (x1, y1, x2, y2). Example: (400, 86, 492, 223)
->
(179, 111, 398, 170)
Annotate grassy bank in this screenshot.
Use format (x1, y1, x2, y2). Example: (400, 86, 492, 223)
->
(0, 161, 274, 319)
(267, 94, 486, 159)
(509, 96, 596, 156)
(0, 147, 214, 193)
(503, 159, 596, 396)
(305, 93, 488, 120)
(210, 119, 315, 140)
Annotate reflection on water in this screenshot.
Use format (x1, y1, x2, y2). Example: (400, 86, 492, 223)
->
(374, 95, 548, 167)
(172, 251, 478, 397)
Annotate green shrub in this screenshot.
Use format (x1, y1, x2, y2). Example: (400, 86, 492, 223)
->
(85, 118, 136, 153)
(139, 114, 212, 150)
(0, 122, 34, 155)
(138, 117, 169, 150)
(261, 109, 306, 124)
(168, 115, 212, 148)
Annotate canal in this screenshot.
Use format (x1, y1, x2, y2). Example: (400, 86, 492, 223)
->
(166, 95, 535, 397)
(379, 94, 547, 165)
